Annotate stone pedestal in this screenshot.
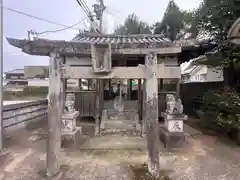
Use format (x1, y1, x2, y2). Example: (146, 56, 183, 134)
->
(61, 111, 81, 145)
(160, 112, 188, 149)
(61, 93, 80, 146)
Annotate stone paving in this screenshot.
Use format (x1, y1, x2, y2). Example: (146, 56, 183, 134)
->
(0, 119, 240, 180)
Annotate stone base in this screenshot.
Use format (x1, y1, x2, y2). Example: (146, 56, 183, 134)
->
(159, 126, 187, 149)
(61, 127, 81, 148)
(47, 170, 63, 180)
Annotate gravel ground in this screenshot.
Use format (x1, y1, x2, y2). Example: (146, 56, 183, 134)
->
(0, 119, 240, 180)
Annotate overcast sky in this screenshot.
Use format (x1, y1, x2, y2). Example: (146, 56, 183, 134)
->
(3, 0, 201, 72)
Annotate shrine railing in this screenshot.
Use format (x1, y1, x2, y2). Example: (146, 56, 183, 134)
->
(2, 99, 48, 130)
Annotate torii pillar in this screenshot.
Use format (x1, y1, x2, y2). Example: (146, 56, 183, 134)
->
(47, 53, 65, 179)
(145, 52, 160, 178)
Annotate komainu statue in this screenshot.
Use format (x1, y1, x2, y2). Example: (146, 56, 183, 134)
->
(166, 94, 183, 114)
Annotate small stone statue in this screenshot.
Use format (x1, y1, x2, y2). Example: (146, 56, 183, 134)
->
(114, 96, 124, 115)
(166, 94, 183, 114)
(65, 93, 75, 113)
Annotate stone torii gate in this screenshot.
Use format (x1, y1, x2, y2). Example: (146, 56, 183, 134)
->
(7, 34, 183, 178)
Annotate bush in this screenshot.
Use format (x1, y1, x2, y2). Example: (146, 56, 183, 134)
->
(4, 87, 48, 100)
(22, 87, 48, 96)
(201, 87, 240, 132)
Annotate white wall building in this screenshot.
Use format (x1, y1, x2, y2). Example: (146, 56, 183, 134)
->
(181, 56, 224, 83)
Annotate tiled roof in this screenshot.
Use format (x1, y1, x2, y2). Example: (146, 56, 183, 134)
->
(73, 33, 172, 45)
(5, 69, 24, 74)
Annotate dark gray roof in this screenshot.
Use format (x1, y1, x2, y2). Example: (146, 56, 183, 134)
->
(73, 33, 172, 45)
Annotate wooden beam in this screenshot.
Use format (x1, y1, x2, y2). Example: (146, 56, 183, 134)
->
(60, 65, 181, 79)
(145, 53, 160, 178)
(47, 53, 63, 178)
(118, 47, 181, 54)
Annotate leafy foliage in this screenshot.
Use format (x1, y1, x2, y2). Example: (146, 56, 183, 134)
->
(196, 1, 240, 137)
(202, 88, 240, 131)
(197, 0, 240, 40)
(195, 0, 240, 87)
(114, 14, 151, 35)
(153, 0, 199, 41)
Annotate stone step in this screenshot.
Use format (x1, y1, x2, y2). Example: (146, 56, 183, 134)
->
(102, 120, 136, 130)
(99, 129, 142, 137)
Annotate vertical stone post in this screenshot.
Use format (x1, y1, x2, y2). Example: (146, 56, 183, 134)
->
(47, 53, 64, 178)
(145, 52, 160, 178)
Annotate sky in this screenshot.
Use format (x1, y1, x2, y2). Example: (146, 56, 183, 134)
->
(3, 0, 201, 72)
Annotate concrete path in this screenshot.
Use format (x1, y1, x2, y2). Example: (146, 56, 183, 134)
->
(0, 120, 240, 180)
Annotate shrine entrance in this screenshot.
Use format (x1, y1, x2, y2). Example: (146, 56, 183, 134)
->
(100, 78, 143, 133)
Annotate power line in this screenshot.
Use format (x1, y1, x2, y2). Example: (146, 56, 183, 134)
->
(80, 0, 93, 18)
(36, 17, 87, 35)
(3, 6, 81, 31)
(76, 0, 93, 21)
(75, 0, 101, 34)
(105, 8, 124, 20)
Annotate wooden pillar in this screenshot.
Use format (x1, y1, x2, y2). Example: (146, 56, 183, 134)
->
(47, 53, 64, 178)
(78, 79, 82, 90)
(87, 79, 91, 90)
(95, 79, 100, 135)
(61, 79, 67, 111)
(137, 79, 142, 119)
(100, 80, 104, 113)
(176, 78, 180, 99)
(128, 79, 132, 100)
(145, 53, 159, 178)
(142, 79, 146, 136)
(108, 79, 111, 99)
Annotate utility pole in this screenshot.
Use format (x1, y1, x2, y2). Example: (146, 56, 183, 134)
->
(93, 0, 106, 33)
(0, 0, 3, 151)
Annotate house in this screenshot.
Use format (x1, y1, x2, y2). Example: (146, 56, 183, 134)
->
(181, 55, 224, 83)
(4, 69, 28, 91)
(24, 66, 90, 89)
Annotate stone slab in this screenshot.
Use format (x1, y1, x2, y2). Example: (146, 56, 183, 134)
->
(161, 112, 188, 121)
(103, 120, 135, 130)
(80, 134, 146, 150)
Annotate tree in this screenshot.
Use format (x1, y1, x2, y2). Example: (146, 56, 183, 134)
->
(153, 0, 199, 41)
(197, 0, 240, 41)
(197, 0, 240, 142)
(196, 0, 240, 87)
(114, 14, 151, 35)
